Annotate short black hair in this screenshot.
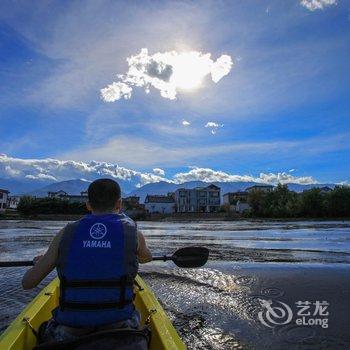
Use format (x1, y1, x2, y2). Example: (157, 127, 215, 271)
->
(88, 179, 121, 211)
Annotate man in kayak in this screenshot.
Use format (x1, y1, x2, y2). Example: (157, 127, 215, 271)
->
(21, 178, 152, 342)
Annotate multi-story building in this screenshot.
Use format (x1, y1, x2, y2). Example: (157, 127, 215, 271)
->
(0, 189, 9, 211)
(175, 184, 220, 213)
(144, 195, 175, 214)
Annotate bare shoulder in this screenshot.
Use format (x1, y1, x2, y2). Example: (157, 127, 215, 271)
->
(50, 221, 78, 252)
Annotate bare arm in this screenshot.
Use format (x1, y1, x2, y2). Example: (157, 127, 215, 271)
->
(137, 231, 152, 263)
(22, 228, 64, 290)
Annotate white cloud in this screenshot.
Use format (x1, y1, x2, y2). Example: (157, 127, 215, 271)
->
(100, 82, 132, 102)
(173, 167, 318, 185)
(101, 48, 233, 102)
(210, 55, 233, 83)
(0, 154, 320, 189)
(300, 0, 337, 11)
(258, 172, 316, 185)
(4, 165, 21, 176)
(205, 121, 224, 134)
(153, 168, 165, 176)
(205, 122, 221, 128)
(0, 154, 165, 187)
(182, 120, 191, 126)
(25, 174, 58, 181)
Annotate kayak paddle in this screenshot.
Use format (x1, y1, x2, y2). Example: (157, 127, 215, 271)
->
(152, 246, 209, 268)
(0, 246, 209, 269)
(0, 260, 34, 267)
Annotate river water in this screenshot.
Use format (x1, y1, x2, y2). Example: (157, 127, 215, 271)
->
(0, 219, 349, 349)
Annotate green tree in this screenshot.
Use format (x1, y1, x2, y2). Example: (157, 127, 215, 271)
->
(325, 186, 350, 217)
(247, 189, 267, 217)
(17, 197, 87, 216)
(299, 188, 326, 217)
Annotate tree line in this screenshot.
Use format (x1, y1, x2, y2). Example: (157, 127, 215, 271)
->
(246, 184, 350, 218)
(17, 197, 88, 216)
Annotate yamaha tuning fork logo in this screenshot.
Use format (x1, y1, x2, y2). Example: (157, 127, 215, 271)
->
(83, 222, 111, 248)
(89, 223, 107, 239)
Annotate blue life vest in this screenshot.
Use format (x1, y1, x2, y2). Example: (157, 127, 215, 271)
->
(53, 213, 138, 327)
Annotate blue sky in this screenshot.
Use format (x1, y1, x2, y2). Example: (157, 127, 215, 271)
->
(0, 0, 349, 186)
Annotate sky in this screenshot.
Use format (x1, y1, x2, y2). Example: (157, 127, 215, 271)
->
(0, 0, 349, 187)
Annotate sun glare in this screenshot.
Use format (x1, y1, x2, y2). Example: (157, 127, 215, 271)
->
(169, 52, 210, 90)
(101, 48, 233, 101)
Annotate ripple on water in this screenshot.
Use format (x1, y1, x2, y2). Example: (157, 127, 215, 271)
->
(260, 287, 285, 298)
(234, 275, 257, 286)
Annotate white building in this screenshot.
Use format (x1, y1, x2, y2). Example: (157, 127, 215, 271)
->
(223, 191, 250, 213)
(7, 196, 21, 209)
(0, 189, 9, 212)
(144, 195, 175, 214)
(235, 200, 251, 213)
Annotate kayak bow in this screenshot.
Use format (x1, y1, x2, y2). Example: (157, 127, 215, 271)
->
(0, 276, 185, 350)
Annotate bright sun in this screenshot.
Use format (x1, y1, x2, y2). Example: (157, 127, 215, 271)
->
(101, 48, 233, 102)
(169, 52, 209, 90)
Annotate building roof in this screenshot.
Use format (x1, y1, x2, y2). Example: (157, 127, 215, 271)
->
(124, 196, 140, 200)
(145, 195, 175, 203)
(0, 189, 9, 193)
(176, 184, 221, 192)
(205, 184, 220, 190)
(246, 185, 274, 190)
(48, 190, 68, 195)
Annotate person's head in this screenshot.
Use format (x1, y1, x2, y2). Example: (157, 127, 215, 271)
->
(86, 178, 122, 213)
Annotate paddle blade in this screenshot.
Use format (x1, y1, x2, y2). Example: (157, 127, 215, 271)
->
(172, 247, 209, 268)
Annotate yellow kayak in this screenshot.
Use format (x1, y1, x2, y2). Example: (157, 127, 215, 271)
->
(0, 276, 185, 350)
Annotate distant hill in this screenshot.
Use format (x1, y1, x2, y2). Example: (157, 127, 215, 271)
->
(284, 183, 335, 192)
(0, 177, 53, 195)
(25, 179, 129, 198)
(26, 179, 92, 197)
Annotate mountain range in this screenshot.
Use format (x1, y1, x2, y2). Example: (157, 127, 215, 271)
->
(0, 178, 335, 203)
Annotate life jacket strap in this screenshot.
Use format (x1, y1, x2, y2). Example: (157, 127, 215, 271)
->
(62, 279, 134, 288)
(60, 299, 134, 311)
(59, 275, 134, 311)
